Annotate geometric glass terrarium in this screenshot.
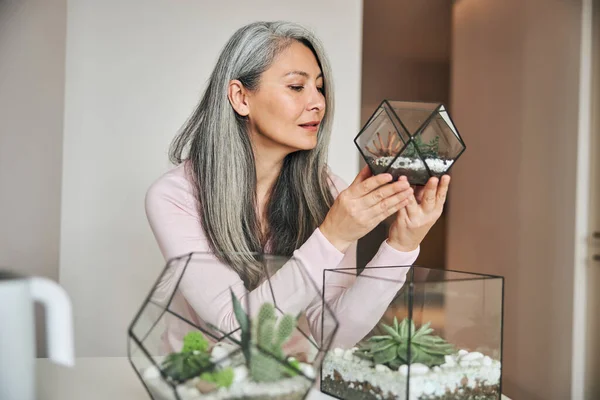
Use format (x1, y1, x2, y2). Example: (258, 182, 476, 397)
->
(355, 100, 466, 185)
(320, 265, 503, 400)
(128, 252, 339, 400)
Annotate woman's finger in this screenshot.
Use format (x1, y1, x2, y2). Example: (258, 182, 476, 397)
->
(348, 173, 396, 199)
(405, 192, 420, 219)
(367, 186, 413, 219)
(398, 205, 409, 225)
(362, 178, 410, 208)
(420, 177, 439, 213)
(435, 175, 451, 210)
(382, 197, 411, 220)
(414, 185, 425, 203)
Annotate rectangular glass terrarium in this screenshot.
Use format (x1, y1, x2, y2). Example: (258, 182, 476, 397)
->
(355, 101, 466, 185)
(128, 253, 338, 400)
(320, 266, 503, 400)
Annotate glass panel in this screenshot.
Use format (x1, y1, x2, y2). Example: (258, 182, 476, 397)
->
(321, 266, 503, 400)
(387, 101, 439, 135)
(414, 107, 466, 178)
(355, 100, 466, 186)
(129, 336, 177, 400)
(129, 252, 337, 399)
(355, 106, 410, 176)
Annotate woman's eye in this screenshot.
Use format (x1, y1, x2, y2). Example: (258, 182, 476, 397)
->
(317, 87, 325, 94)
(289, 85, 304, 92)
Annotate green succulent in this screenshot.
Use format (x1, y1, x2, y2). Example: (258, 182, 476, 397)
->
(230, 290, 300, 383)
(182, 331, 209, 353)
(250, 303, 298, 382)
(161, 350, 213, 383)
(161, 331, 213, 383)
(356, 317, 454, 369)
(199, 367, 235, 388)
(402, 135, 440, 159)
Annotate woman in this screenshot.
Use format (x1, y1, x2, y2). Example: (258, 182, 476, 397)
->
(145, 21, 450, 353)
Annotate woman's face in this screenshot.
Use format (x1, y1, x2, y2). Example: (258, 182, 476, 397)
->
(244, 41, 326, 155)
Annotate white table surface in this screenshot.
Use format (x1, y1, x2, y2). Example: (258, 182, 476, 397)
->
(36, 357, 511, 400)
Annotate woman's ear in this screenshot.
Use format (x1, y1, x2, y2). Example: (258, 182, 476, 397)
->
(227, 80, 250, 117)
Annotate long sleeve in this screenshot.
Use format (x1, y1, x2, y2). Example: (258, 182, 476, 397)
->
(145, 163, 418, 352)
(304, 175, 419, 348)
(144, 164, 346, 337)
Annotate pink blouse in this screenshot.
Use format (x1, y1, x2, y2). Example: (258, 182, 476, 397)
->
(145, 161, 419, 353)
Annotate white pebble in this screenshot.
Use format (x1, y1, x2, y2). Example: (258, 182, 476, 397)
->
(398, 364, 409, 376)
(343, 350, 354, 361)
(444, 355, 456, 366)
(299, 364, 315, 379)
(375, 364, 390, 373)
(233, 365, 248, 383)
(333, 348, 344, 357)
(176, 386, 200, 400)
(458, 349, 469, 356)
(409, 363, 430, 375)
(483, 356, 493, 366)
(360, 359, 373, 367)
(440, 363, 454, 369)
(462, 351, 484, 361)
(433, 366, 442, 373)
(143, 365, 160, 380)
(210, 345, 231, 366)
(460, 360, 472, 367)
(422, 381, 436, 395)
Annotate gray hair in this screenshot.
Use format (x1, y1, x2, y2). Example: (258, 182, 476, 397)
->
(169, 21, 335, 289)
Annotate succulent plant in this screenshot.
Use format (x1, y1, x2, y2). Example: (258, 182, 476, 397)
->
(365, 133, 440, 160)
(182, 331, 209, 353)
(402, 135, 440, 159)
(161, 349, 213, 383)
(356, 317, 454, 369)
(249, 302, 298, 382)
(230, 289, 300, 382)
(160, 331, 217, 383)
(199, 367, 235, 388)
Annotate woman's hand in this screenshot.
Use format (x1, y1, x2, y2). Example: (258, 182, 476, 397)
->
(387, 175, 451, 252)
(319, 166, 414, 253)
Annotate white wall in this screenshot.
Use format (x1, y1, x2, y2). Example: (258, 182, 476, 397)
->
(0, 0, 67, 357)
(449, 0, 584, 398)
(60, 0, 363, 356)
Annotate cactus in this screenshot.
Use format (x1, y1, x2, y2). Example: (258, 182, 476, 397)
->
(250, 303, 298, 382)
(230, 290, 300, 383)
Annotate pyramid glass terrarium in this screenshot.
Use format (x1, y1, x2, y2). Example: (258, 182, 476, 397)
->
(355, 101, 466, 185)
(320, 266, 503, 400)
(128, 253, 339, 400)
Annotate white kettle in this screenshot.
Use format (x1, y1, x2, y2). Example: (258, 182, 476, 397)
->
(0, 270, 74, 400)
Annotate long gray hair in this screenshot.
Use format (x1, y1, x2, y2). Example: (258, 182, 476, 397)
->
(169, 21, 335, 289)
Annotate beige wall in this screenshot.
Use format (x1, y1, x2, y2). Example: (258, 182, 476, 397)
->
(359, 0, 452, 269)
(449, 0, 584, 398)
(59, 0, 364, 357)
(0, 0, 67, 357)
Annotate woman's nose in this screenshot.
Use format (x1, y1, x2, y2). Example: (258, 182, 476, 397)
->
(307, 87, 325, 112)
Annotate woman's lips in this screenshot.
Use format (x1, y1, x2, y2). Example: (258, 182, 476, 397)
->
(299, 122, 320, 132)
